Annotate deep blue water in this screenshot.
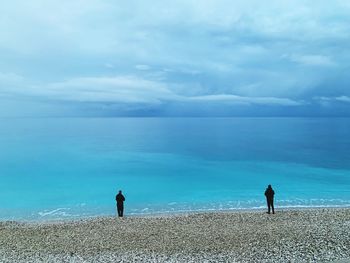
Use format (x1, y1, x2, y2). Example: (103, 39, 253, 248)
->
(0, 118, 350, 220)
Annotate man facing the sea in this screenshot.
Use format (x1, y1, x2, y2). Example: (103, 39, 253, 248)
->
(116, 190, 125, 217)
(264, 185, 275, 214)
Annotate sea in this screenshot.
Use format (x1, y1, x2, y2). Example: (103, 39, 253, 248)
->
(0, 117, 349, 220)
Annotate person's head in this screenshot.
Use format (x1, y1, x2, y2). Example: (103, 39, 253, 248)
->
(268, 184, 272, 189)
(118, 190, 122, 194)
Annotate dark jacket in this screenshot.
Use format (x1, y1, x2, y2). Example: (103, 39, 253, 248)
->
(116, 193, 125, 204)
(265, 187, 275, 200)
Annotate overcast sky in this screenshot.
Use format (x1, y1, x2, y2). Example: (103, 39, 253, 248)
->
(1, 0, 350, 116)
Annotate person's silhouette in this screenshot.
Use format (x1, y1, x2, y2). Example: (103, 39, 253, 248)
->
(116, 190, 125, 217)
(264, 185, 275, 214)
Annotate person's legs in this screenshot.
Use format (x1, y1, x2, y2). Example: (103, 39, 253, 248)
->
(267, 199, 271, 214)
(271, 199, 275, 214)
(120, 205, 124, 217)
(117, 205, 122, 217)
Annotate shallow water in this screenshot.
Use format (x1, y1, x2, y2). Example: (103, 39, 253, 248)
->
(0, 117, 349, 220)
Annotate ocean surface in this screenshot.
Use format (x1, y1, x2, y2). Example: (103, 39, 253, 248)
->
(0, 117, 349, 220)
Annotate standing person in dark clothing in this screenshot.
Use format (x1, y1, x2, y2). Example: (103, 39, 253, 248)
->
(116, 190, 125, 217)
(264, 185, 275, 214)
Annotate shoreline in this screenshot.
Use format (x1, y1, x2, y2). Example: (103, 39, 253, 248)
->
(2, 204, 350, 223)
(1, 207, 350, 262)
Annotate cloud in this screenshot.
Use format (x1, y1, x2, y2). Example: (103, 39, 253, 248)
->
(335, 96, 350, 103)
(104, 63, 115, 69)
(0, 72, 26, 98)
(1, 0, 350, 116)
(1, 74, 303, 108)
(187, 94, 302, 106)
(135, 64, 151, 71)
(0, 72, 23, 84)
(315, 96, 350, 104)
(38, 76, 177, 104)
(287, 54, 337, 67)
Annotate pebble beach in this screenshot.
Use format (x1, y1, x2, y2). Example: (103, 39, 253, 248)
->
(1, 208, 350, 262)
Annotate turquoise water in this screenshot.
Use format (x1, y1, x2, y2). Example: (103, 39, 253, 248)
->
(0, 118, 350, 220)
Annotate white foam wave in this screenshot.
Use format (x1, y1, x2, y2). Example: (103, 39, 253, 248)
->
(38, 208, 71, 217)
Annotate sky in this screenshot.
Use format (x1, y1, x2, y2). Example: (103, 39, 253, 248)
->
(1, 0, 350, 117)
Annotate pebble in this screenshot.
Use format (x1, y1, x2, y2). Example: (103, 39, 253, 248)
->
(0, 208, 349, 262)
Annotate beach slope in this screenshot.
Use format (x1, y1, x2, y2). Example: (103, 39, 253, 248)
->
(1, 208, 350, 262)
